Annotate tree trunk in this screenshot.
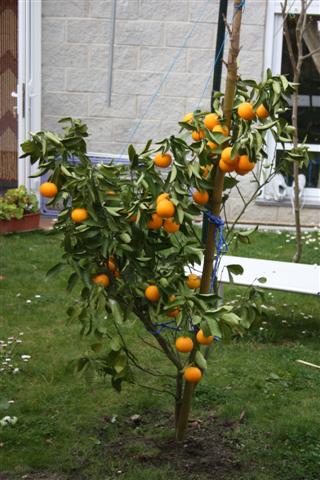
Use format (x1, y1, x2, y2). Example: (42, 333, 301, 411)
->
(175, 0, 244, 441)
(291, 70, 302, 263)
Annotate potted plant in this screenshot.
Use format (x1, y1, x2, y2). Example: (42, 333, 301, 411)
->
(0, 185, 40, 234)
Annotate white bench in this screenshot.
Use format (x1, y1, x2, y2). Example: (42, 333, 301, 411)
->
(189, 256, 320, 295)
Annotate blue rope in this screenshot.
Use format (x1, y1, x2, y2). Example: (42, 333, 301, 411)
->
(205, 211, 228, 290)
(149, 320, 182, 335)
(119, 0, 212, 158)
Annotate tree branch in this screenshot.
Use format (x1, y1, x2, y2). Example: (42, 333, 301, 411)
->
(301, 46, 320, 60)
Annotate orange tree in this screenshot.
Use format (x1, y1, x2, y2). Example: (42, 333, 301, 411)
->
(20, 70, 301, 440)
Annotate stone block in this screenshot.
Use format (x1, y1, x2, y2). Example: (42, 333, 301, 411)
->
(43, 93, 88, 117)
(42, 115, 65, 134)
(42, 68, 66, 91)
(185, 96, 210, 113)
(80, 117, 114, 143)
(86, 141, 126, 155)
(112, 118, 159, 144)
(163, 72, 210, 98)
(140, 0, 189, 21)
(188, 1, 220, 23)
(139, 47, 186, 72)
(242, 1, 267, 26)
(66, 68, 107, 93)
(238, 50, 264, 82)
(137, 95, 186, 122)
(115, 20, 163, 46)
(165, 21, 216, 49)
(160, 121, 180, 139)
(42, 43, 88, 68)
(42, 0, 89, 17)
(42, 18, 65, 43)
(88, 93, 136, 118)
(187, 48, 215, 73)
(89, 45, 139, 70)
(239, 24, 264, 52)
(89, 0, 139, 19)
(67, 19, 109, 44)
(113, 71, 160, 95)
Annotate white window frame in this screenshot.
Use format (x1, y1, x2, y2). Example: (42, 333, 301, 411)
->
(260, 0, 320, 206)
(17, 0, 41, 195)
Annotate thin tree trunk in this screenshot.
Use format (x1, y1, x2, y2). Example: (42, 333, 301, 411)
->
(291, 70, 302, 263)
(175, 0, 244, 441)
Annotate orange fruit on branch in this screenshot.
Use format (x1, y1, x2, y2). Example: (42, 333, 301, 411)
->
(71, 208, 89, 223)
(221, 146, 238, 166)
(184, 366, 202, 383)
(256, 104, 269, 119)
(204, 113, 220, 130)
(145, 285, 160, 302)
(191, 130, 205, 141)
(192, 190, 209, 205)
(186, 274, 201, 289)
(235, 155, 255, 175)
(156, 199, 175, 218)
(182, 112, 194, 123)
(207, 141, 217, 150)
(163, 218, 180, 233)
(92, 274, 110, 288)
(212, 124, 229, 136)
(106, 257, 116, 272)
(156, 193, 170, 204)
(175, 337, 194, 353)
(167, 294, 180, 317)
(39, 182, 58, 198)
(154, 152, 172, 168)
(219, 159, 235, 173)
(147, 213, 163, 230)
(237, 102, 255, 121)
(196, 329, 214, 345)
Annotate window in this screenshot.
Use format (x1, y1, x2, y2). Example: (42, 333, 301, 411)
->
(261, 2, 320, 206)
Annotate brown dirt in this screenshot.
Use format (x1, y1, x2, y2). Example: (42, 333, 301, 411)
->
(99, 408, 242, 479)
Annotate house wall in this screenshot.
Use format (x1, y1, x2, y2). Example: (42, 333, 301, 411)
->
(41, 0, 319, 227)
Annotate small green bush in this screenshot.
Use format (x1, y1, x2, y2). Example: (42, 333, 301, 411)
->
(0, 186, 39, 221)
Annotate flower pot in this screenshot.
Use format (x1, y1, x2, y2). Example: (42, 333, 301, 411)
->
(0, 212, 40, 234)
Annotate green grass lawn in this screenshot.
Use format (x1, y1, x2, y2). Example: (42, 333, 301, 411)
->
(0, 229, 319, 480)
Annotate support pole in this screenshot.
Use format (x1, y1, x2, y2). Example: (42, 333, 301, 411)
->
(202, 0, 229, 245)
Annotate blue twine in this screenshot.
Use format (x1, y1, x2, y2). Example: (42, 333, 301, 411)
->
(205, 211, 228, 289)
(149, 320, 182, 335)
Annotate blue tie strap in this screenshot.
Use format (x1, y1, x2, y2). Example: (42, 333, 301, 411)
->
(204, 212, 228, 290)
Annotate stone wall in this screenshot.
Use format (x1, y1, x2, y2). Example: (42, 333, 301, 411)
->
(41, 0, 319, 227)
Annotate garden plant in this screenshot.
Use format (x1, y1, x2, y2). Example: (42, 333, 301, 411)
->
(20, 1, 308, 441)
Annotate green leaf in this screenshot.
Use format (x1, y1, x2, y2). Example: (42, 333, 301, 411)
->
(226, 264, 244, 276)
(257, 277, 267, 284)
(67, 272, 78, 292)
(119, 233, 131, 244)
(195, 350, 207, 370)
(91, 343, 103, 353)
(114, 351, 127, 374)
(221, 312, 241, 326)
(110, 336, 121, 352)
(206, 318, 222, 337)
(110, 300, 124, 324)
(170, 164, 177, 183)
(46, 262, 66, 280)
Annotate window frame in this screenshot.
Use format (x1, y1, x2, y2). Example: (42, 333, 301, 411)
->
(260, 1, 320, 206)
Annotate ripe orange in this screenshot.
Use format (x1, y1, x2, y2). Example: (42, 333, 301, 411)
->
(147, 213, 163, 230)
(192, 190, 209, 205)
(212, 124, 228, 136)
(191, 130, 205, 141)
(196, 329, 214, 345)
(207, 141, 217, 150)
(221, 146, 238, 166)
(204, 113, 220, 130)
(256, 104, 269, 119)
(236, 155, 255, 175)
(175, 337, 194, 353)
(156, 193, 170, 204)
(200, 165, 212, 178)
(156, 199, 175, 218)
(182, 112, 194, 123)
(167, 308, 180, 318)
(184, 366, 202, 383)
(114, 270, 121, 278)
(39, 182, 58, 198)
(154, 152, 172, 168)
(237, 102, 255, 121)
(129, 214, 137, 222)
(219, 159, 235, 173)
(71, 208, 89, 223)
(145, 285, 160, 302)
(107, 257, 116, 272)
(186, 274, 201, 289)
(92, 274, 110, 288)
(106, 190, 116, 196)
(163, 218, 180, 233)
